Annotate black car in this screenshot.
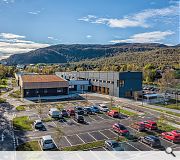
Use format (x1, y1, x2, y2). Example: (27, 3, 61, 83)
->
(140, 135, 161, 147)
(61, 109, 69, 117)
(74, 114, 84, 123)
(74, 106, 84, 115)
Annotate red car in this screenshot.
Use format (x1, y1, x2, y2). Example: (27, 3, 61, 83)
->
(107, 110, 119, 118)
(112, 123, 129, 135)
(161, 130, 180, 143)
(67, 109, 75, 116)
(143, 120, 158, 130)
(131, 122, 146, 132)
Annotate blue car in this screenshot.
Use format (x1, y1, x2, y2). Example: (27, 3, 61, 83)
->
(90, 106, 100, 113)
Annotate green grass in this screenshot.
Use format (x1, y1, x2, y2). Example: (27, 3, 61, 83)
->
(0, 98, 6, 103)
(111, 107, 138, 116)
(9, 90, 21, 98)
(13, 116, 32, 131)
(16, 105, 26, 111)
(16, 141, 41, 151)
(62, 141, 105, 151)
(0, 79, 7, 88)
(42, 117, 53, 122)
(157, 121, 179, 132)
(142, 106, 180, 117)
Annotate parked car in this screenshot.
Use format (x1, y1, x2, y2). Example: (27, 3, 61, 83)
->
(112, 123, 129, 135)
(143, 120, 158, 130)
(67, 109, 75, 116)
(105, 140, 124, 151)
(107, 110, 119, 118)
(161, 130, 180, 143)
(84, 107, 93, 115)
(131, 122, 146, 132)
(98, 104, 109, 112)
(140, 135, 161, 147)
(74, 114, 85, 123)
(34, 120, 44, 129)
(41, 135, 56, 150)
(61, 109, 69, 117)
(91, 106, 100, 113)
(74, 106, 84, 115)
(49, 108, 60, 118)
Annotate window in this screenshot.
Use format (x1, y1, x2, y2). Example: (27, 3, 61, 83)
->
(103, 80, 106, 83)
(44, 89, 48, 93)
(119, 80, 125, 87)
(57, 88, 63, 93)
(36, 89, 39, 94)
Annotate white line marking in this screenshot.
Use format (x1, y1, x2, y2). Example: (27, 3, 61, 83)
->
(38, 140, 43, 151)
(1, 134, 4, 141)
(126, 142, 140, 151)
(96, 115, 105, 120)
(76, 134, 85, 143)
(64, 136, 73, 146)
(99, 131, 109, 139)
(139, 141, 154, 150)
(88, 133, 97, 141)
(88, 116, 97, 121)
(103, 147, 107, 151)
(16, 137, 19, 146)
(108, 129, 118, 137)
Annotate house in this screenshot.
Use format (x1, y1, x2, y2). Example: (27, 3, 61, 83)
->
(19, 75, 68, 98)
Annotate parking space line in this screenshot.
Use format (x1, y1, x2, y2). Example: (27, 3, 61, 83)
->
(76, 134, 85, 144)
(107, 129, 118, 136)
(139, 141, 155, 150)
(64, 136, 73, 146)
(103, 147, 107, 151)
(99, 131, 109, 139)
(96, 115, 105, 120)
(88, 133, 97, 141)
(88, 116, 97, 121)
(38, 140, 43, 151)
(126, 142, 140, 151)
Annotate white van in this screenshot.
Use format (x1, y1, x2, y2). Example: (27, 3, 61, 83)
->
(49, 108, 60, 118)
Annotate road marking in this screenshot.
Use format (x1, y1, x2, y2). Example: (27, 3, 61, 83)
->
(88, 116, 97, 121)
(88, 133, 97, 141)
(126, 142, 140, 151)
(96, 115, 105, 120)
(38, 140, 43, 151)
(64, 136, 73, 146)
(99, 131, 109, 139)
(76, 134, 85, 143)
(16, 137, 19, 146)
(139, 141, 154, 150)
(103, 147, 107, 151)
(107, 129, 118, 137)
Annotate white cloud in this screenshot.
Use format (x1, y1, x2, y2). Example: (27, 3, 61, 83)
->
(86, 35, 92, 38)
(28, 11, 41, 15)
(0, 33, 49, 60)
(47, 36, 60, 41)
(1, 0, 14, 4)
(110, 30, 174, 43)
(0, 33, 25, 39)
(78, 3, 179, 28)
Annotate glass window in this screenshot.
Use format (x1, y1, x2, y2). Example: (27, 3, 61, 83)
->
(57, 88, 63, 93)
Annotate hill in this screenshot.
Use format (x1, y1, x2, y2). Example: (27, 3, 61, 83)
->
(2, 43, 172, 65)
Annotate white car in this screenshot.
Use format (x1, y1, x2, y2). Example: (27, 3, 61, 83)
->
(49, 108, 60, 118)
(98, 104, 109, 112)
(41, 135, 55, 150)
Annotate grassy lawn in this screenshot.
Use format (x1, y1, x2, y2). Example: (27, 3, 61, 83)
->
(0, 79, 7, 88)
(111, 107, 138, 116)
(0, 98, 6, 103)
(142, 106, 180, 117)
(157, 121, 178, 132)
(9, 90, 21, 98)
(13, 116, 33, 131)
(62, 140, 105, 151)
(16, 105, 26, 111)
(16, 141, 41, 151)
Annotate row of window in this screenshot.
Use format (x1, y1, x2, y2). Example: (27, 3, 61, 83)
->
(25, 88, 64, 95)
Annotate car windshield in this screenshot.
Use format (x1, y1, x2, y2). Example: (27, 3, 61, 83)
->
(152, 123, 157, 126)
(112, 142, 119, 148)
(114, 112, 118, 114)
(102, 106, 107, 108)
(154, 139, 160, 142)
(176, 130, 180, 133)
(62, 110, 67, 113)
(119, 125, 126, 130)
(44, 140, 53, 144)
(36, 122, 42, 125)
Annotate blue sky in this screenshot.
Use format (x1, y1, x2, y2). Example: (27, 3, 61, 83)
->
(0, 0, 179, 59)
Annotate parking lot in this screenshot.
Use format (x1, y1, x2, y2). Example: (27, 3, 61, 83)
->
(13, 98, 180, 151)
